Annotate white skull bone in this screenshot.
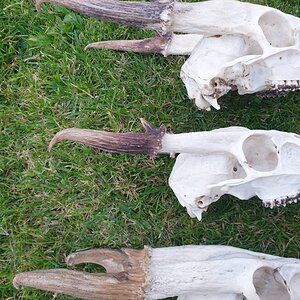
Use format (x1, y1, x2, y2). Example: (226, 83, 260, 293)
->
(181, 18, 300, 109)
(13, 245, 300, 300)
(168, 127, 300, 220)
(35, 0, 300, 110)
(168, 0, 300, 110)
(48, 120, 300, 221)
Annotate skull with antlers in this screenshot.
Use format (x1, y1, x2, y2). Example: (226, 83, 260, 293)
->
(48, 119, 300, 220)
(36, 0, 300, 110)
(14, 245, 300, 299)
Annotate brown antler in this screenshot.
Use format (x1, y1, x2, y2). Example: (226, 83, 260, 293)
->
(14, 248, 149, 300)
(14, 245, 300, 299)
(35, 0, 174, 32)
(48, 119, 166, 158)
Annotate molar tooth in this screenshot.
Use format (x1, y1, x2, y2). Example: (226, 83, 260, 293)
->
(269, 201, 275, 209)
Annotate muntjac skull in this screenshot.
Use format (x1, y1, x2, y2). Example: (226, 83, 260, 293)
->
(14, 245, 300, 299)
(48, 120, 300, 220)
(35, 0, 300, 110)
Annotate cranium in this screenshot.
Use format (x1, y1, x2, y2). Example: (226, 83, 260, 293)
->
(35, 0, 300, 110)
(14, 245, 300, 299)
(178, 1, 300, 110)
(48, 119, 300, 220)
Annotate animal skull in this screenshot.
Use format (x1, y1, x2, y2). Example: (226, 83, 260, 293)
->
(14, 245, 300, 299)
(178, 1, 300, 110)
(48, 120, 300, 220)
(35, 0, 300, 110)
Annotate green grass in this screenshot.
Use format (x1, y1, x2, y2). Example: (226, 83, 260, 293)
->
(1, 0, 300, 298)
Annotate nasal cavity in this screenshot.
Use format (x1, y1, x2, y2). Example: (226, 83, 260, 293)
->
(242, 134, 278, 172)
(258, 11, 296, 47)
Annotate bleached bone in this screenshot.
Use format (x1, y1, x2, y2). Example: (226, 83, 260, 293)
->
(35, 0, 300, 109)
(49, 119, 300, 220)
(14, 245, 300, 299)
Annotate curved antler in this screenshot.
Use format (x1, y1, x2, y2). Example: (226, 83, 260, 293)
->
(48, 119, 166, 158)
(14, 246, 300, 299)
(14, 248, 149, 300)
(35, 0, 174, 32)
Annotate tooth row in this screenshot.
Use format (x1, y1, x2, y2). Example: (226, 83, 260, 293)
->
(263, 192, 300, 209)
(257, 80, 300, 98)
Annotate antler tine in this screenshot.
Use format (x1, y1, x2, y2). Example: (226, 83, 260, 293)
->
(85, 34, 172, 55)
(66, 249, 128, 273)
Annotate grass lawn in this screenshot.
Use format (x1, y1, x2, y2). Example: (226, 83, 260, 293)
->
(1, 0, 300, 298)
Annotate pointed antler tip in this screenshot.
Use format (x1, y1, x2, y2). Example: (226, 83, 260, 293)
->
(13, 249, 149, 299)
(84, 42, 110, 51)
(13, 276, 21, 289)
(65, 252, 77, 266)
(48, 136, 58, 151)
(84, 45, 91, 51)
(140, 118, 151, 128)
(13, 273, 29, 289)
(48, 128, 77, 151)
(140, 118, 158, 133)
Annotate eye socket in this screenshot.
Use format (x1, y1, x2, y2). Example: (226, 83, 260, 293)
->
(258, 11, 296, 48)
(253, 267, 291, 300)
(242, 134, 278, 172)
